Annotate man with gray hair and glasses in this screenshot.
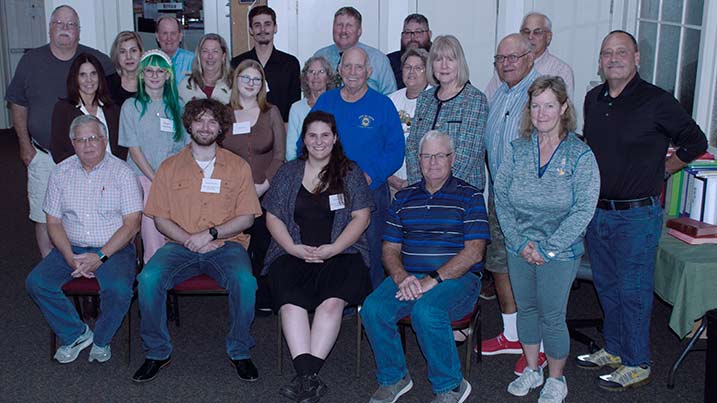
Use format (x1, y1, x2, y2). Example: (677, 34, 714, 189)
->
(25, 114, 142, 365)
(386, 13, 432, 90)
(484, 12, 573, 100)
(6, 4, 114, 258)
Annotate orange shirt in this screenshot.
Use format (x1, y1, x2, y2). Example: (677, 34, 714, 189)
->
(145, 145, 262, 249)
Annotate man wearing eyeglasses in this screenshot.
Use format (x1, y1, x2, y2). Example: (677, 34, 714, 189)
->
(361, 130, 488, 403)
(230, 6, 300, 122)
(6, 4, 114, 259)
(386, 14, 432, 90)
(26, 114, 142, 365)
(484, 13, 573, 101)
(481, 33, 541, 375)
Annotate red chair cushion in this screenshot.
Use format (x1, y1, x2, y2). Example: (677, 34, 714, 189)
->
(61, 277, 100, 294)
(398, 303, 478, 328)
(172, 274, 224, 292)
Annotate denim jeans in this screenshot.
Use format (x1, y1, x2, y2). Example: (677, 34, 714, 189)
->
(586, 201, 663, 366)
(361, 273, 481, 394)
(25, 243, 136, 346)
(137, 241, 257, 360)
(367, 182, 390, 288)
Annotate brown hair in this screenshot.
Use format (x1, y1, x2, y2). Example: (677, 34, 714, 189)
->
(110, 31, 144, 74)
(299, 111, 352, 195)
(520, 75, 576, 139)
(182, 98, 234, 144)
(66, 53, 113, 106)
(230, 59, 271, 113)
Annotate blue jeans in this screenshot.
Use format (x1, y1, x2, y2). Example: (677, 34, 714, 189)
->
(586, 202, 662, 366)
(25, 244, 136, 346)
(367, 182, 390, 288)
(137, 241, 257, 360)
(361, 273, 481, 394)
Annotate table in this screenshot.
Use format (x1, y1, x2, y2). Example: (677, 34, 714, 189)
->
(653, 225, 717, 391)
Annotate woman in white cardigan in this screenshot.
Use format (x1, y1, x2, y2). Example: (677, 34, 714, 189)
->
(178, 33, 231, 105)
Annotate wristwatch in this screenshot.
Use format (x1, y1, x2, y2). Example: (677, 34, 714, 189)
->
(96, 251, 109, 263)
(209, 226, 219, 240)
(428, 270, 443, 283)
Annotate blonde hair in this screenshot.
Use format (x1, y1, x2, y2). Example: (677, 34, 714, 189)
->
(426, 35, 470, 87)
(230, 59, 270, 113)
(187, 33, 230, 89)
(520, 75, 576, 139)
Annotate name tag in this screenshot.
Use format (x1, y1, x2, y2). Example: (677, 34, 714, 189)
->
(233, 121, 251, 135)
(329, 194, 346, 211)
(201, 178, 221, 193)
(160, 118, 174, 132)
(265, 81, 270, 93)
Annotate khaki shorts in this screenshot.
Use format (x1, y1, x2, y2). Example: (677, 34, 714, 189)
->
(27, 145, 55, 223)
(485, 192, 508, 274)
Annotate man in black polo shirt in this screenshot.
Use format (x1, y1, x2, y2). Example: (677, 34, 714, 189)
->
(578, 30, 707, 391)
(230, 5, 300, 122)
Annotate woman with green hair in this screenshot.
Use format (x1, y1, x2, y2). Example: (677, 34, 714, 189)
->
(119, 49, 186, 263)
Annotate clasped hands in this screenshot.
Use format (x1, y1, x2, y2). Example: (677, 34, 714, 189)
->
(520, 241, 545, 266)
(292, 243, 338, 263)
(69, 253, 102, 278)
(394, 274, 437, 301)
(184, 231, 222, 254)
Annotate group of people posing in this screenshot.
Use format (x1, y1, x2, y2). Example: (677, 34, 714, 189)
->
(8, 4, 708, 403)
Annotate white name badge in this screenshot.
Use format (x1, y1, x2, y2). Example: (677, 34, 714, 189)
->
(160, 118, 174, 132)
(329, 194, 346, 211)
(233, 121, 251, 135)
(200, 178, 221, 193)
(265, 81, 270, 93)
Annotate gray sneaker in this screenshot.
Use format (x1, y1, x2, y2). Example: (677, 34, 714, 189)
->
(54, 324, 93, 364)
(507, 367, 544, 397)
(576, 348, 622, 370)
(369, 374, 413, 403)
(430, 379, 471, 403)
(539, 377, 568, 403)
(88, 344, 111, 363)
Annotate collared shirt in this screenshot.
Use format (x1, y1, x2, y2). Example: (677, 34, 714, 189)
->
(384, 175, 490, 274)
(313, 42, 397, 95)
(44, 153, 143, 247)
(583, 73, 707, 200)
(145, 146, 262, 249)
(484, 49, 574, 101)
(172, 48, 195, 87)
(485, 68, 540, 181)
(231, 47, 301, 121)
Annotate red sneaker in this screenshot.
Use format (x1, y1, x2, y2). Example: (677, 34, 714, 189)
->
(514, 352, 548, 375)
(480, 333, 522, 355)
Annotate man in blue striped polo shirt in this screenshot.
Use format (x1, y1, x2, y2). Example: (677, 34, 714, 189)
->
(361, 130, 489, 403)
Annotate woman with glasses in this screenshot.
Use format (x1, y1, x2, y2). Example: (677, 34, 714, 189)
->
(387, 48, 430, 193)
(178, 33, 231, 106)
(118, 49, 185, 263)
(263, 111, 372, 402)
(108, 31, 144, 105)
(286, 56, 336, 161)
(225, 59, 286, 314)
(51, 53, 127, 163)
(494, 76, 599, 402)
(405, 35, 488, 191)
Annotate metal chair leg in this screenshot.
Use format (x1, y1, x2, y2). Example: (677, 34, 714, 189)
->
(668, 319, 707, 389)
(277, 313, 283, 375)
(356, 305, 362, 378)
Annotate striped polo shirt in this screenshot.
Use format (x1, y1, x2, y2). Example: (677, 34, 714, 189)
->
(384, 175, 490, 274)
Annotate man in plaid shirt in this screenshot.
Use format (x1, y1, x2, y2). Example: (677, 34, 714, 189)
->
(26, 114, 143, 365)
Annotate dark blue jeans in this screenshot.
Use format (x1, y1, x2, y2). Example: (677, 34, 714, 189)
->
(367, 182, 390, 288)
(137, 242, 257, 360)
(586, 202, 662, 366)
(25, 244, 136, 347)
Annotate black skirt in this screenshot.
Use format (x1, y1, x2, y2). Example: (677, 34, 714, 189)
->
(268, 253, 372, 312)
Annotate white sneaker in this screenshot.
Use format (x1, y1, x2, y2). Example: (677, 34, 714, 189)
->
(54, 324, 93, 364)
(88, 344, 111, 363)
(507, 367, 544, 397)
(539, 377, 568, 403)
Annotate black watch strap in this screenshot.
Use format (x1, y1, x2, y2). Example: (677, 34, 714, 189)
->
(209, 226, 218, 240)
(428, 270, 443, 283)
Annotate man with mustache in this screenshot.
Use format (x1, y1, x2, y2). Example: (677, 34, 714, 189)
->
(231, 5, 300, 122)
(386, 14, 432, 90)
(6, 4, 114, 259)
(314, 6, 397, 95)
(578, 30, 707, 391)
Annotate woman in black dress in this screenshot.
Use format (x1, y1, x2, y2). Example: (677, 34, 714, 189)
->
(263, 111, 373, 403)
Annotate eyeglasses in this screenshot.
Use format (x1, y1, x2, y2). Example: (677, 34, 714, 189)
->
(520, 28, 548, 37)
(307, 69, 327, 76)
(402, 64, 425, 73)
(238, 75, 262, 86)
(494, 51, 531, 64)
(143, 68, 167, 77)
(72, 135, 103, 145)
(419, 152, 453, 162)
(401, 29, 428, 37)
(51, 20, 79, 30)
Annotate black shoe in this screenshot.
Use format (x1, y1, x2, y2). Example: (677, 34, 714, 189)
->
(279, 375, 304, 401)
(231, 358, 259, 382)
(296, 374, 328, 403)
(132, 357, 172, 383)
